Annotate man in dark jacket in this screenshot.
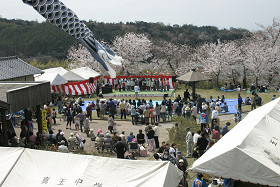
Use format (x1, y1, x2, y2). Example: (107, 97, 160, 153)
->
(196, 132, 208, 157)
(114, 137, 127, 159)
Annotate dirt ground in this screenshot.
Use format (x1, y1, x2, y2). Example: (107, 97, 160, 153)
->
(14, 110, 242, 158)
(14, 114, 174, 159)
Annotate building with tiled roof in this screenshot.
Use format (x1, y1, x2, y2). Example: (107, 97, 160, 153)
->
(0, 56, 43, 81)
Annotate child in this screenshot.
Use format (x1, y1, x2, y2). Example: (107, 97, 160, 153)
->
(52, 108, 57, 124)
(74, 117, 80, 130)
(237, 108, 242, 122)
(233, 114, 238, 125)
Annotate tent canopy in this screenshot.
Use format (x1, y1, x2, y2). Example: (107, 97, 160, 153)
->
(70, 67, 100, 80)
(62, 71, 85, 81)
(43, 67, 68, 75)
(188, 98, 280, 186)
(0, 148, 182, 187)
(177, 71, 211, 82)
(35, 73, 67, 85)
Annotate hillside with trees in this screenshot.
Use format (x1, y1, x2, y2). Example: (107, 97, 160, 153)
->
(0, 17, 249, 61)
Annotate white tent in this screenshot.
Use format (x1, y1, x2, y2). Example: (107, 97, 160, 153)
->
(35, 73, 67, 85)
(43, 67, 68, 75)
(188, 98, 280, 186)
(0, 148, 182, 187)
(70, 67, 100, 79)
(0, 147, 24, 185)
(62, 71, 86, 81)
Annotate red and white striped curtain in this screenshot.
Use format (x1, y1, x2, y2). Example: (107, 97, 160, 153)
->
(104, 75, 175, 89)
(51, 77, 99, 95)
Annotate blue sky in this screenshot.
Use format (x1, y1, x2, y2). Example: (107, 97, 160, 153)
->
(1, 0, 280, 30)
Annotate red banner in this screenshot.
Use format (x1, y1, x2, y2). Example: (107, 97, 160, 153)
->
(51, 77, 99, 95)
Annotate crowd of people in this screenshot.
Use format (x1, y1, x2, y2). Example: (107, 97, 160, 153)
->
(103, 77, 172, 92)
(5, 87, 274, 187)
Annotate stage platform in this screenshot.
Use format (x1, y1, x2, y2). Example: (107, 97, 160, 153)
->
(102, 90, 174, 98)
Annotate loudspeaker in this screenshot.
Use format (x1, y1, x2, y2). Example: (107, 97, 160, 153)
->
(172, 76, 177, 82)
(89, 77, 94, 83)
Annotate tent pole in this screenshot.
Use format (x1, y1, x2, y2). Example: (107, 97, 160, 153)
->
(192, 82, 196, 101)
(36, 105, 42, 134)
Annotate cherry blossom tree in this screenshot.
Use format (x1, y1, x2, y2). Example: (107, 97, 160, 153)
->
(195, 39, 241, 88)
(242, 33, 279, 87)
(112, 32, 152, 75)
(67, 44, 102, 72)
(153, 41, 194, 74)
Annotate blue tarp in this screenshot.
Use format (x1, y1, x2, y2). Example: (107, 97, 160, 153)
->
(81, 99, 243, 114)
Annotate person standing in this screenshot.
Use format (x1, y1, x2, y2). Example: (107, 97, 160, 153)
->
(211, 107, 219, 131)
(66, 108, 72, 129)
(192, 173, 207, 187)
(108, 98, 116, 119)
(95, 99, 100, 118)
(99, 101, 106, 119)
(108, 114, 115, 134)
(114, 137, 127, 159)
(184, 89, 190, 102)
(238, 93, 242, 110)
(126, 78, 131, 91)
(143, 106, 150, 125)
(134, 84, 140, 100)
(147, 126, 155, 152)
(150, 106, 156, 125)
(86, 103, 93, 121)
(251, 92, 256, 111)
(198, 110, 209, 131)
(120, 100, 126, 119)
(155, 102, 161, 122)
(191, 103, 198, 122)
(131, 105, 137, 125)
(52, 108, 57, 125)
(153, 122, 160, 149)
(75, 112, 85, 133)
(114, 78, 118, 91)
(160, 103, 167, 122)
(167, 98, 173, 121)
(186, 127, 193, 157)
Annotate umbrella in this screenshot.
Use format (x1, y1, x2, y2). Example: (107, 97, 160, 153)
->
(188, 98, 280, 186)
(177, 70, 211, 100)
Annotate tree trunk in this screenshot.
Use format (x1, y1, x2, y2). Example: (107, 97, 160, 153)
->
(242, 66, 247, 89)
(231, 69, 237, 86)
(167, 60, 175, 73)
(255, 77, 258, 88)
(215, 72, 220, 89)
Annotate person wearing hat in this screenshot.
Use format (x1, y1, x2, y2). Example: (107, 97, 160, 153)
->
(58, 140, 69, 153)
(57, 131, 68, 147)
(176, 151, 188, 168)
(192, 172, 207, 187)
(177, 159, 187, 186)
